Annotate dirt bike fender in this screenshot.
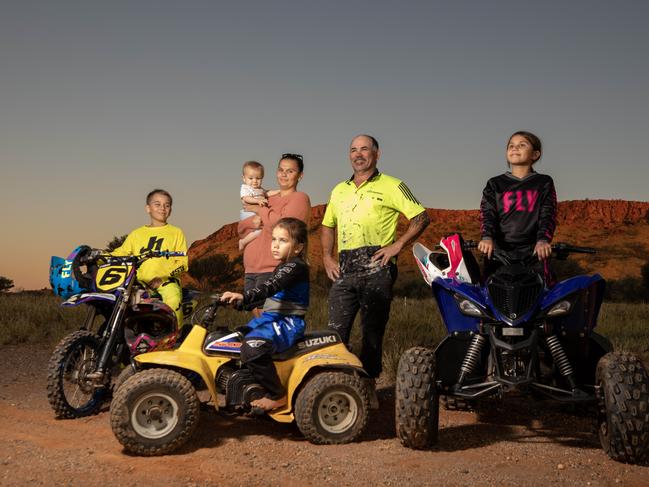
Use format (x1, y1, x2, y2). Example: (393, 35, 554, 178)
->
(269, 343, 366, 423)
(61, 292, 117, 307)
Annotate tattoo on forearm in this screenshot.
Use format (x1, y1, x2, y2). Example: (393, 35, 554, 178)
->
(411, 211, 430, 231)
(404, 211, 430, 245)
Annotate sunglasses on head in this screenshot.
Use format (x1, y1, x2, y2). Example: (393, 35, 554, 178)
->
(281, 153, 303, 162)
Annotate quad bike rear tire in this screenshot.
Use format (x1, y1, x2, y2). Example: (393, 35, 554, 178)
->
(395, 347, 439, 449)
(110, 368, 200, 456)
(47, 330, 109, 418)
(294, 371, 369, 445)
(596, 352, 649, 464)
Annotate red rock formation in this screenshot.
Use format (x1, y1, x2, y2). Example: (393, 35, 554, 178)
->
(186, 200, 649, 285)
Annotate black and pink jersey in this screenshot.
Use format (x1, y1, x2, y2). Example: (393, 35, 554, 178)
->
(480, 172, 557, 251)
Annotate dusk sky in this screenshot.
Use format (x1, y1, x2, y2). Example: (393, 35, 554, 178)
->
(1, 1, 647, 290)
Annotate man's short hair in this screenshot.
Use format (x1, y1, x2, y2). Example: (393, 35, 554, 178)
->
(353, 134, 379, 151)
(146, 189, 173, 205)
(242, 160, 264, 177)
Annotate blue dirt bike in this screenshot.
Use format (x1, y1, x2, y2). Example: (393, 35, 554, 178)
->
(47, 245, 198, 418)
(395, 234, 649, 464)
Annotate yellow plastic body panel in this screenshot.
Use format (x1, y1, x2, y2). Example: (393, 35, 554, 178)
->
(134, 325, 230, 409)
(268, 343, 365, 423)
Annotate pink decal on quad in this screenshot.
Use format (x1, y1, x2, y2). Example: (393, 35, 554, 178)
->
(441, 234, 464, 279)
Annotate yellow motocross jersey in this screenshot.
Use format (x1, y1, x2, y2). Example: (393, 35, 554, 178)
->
(111, 224, 188, 284)
(322, 171, 425, 251)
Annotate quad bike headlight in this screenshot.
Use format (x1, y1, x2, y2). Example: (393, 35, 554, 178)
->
(546, 300, 572, 317)
(455, 295, 489, 318)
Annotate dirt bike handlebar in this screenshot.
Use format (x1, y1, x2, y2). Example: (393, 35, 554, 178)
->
(79, 250, 185, 265)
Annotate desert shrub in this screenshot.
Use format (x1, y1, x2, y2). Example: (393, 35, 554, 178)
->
(0, 276, 14, 293)
(188, 254, 243, 291)
(642, 262, 649, 293)
(604, 277, 649, 303)
(106, 234, 128, 252)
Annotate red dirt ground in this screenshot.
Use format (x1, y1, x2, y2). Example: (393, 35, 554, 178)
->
(1, 344, 647, 487)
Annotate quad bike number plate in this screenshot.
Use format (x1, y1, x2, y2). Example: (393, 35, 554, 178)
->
(502, 327, 524, 336)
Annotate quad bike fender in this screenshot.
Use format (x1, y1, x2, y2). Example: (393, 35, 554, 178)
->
(432, 282, 481, 333)
(543, 275, 606, 333)
(541, 274, 605, 310)
(268, 343, 367, 423)
(133, 325, 226, 409)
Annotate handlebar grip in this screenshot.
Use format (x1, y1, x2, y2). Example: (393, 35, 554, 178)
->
(552, 242, 596, 254)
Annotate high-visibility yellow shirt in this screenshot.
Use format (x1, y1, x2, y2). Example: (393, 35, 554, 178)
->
(111, 223, 188, 284)
(322, 172, 425, 251)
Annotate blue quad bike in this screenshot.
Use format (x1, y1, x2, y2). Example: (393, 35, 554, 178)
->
(395, 234, 649, 464)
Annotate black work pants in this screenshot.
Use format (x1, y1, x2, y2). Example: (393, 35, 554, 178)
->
(327, 265, 397, 378)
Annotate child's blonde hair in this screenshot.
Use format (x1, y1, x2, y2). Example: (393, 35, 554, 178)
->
(242, 160, 264, 177)
(273, 217, 308, 261)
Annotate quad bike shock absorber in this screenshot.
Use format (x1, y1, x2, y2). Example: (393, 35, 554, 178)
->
(458, 334, 487, 384)
(545, 335, 577, 390)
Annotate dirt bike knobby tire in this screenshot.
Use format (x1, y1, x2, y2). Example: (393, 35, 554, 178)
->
(596, 351, 649, 464)
(110, 368, 200, 456)
(294, 371, 369, 445)
(395, 347, 439, 449)
(46, 330, 108, 419)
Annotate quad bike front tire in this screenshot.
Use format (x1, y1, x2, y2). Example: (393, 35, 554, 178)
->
(47, 330, 109, 418)
(294, 371, 369, 445)
(110, 368, 200, 456)
(395, 347, 439, 449)
(596, 352, 649, 464)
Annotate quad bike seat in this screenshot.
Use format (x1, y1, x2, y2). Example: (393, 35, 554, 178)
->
(202, 329, 344, 360)
(273, 330, 343, 361)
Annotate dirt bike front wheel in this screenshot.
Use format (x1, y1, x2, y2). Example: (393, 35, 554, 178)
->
(46, 330, 109, 418)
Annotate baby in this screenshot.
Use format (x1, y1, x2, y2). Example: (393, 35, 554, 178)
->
(239, 161, 279, 251)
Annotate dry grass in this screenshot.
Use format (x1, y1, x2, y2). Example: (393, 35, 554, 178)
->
(1, 291, 647, 379)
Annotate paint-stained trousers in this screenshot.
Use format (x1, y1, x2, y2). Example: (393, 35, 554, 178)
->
(327, 265, 397, 378)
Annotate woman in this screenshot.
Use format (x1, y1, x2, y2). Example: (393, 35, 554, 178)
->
(238, 153, 311, 315)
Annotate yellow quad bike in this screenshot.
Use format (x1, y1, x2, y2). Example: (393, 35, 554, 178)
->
(110, 297, 371, 455)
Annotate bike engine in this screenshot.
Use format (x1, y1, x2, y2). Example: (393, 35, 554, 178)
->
(216, 366, 265, 411)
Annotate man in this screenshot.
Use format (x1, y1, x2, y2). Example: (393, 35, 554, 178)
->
(321, 134, 430, 396)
